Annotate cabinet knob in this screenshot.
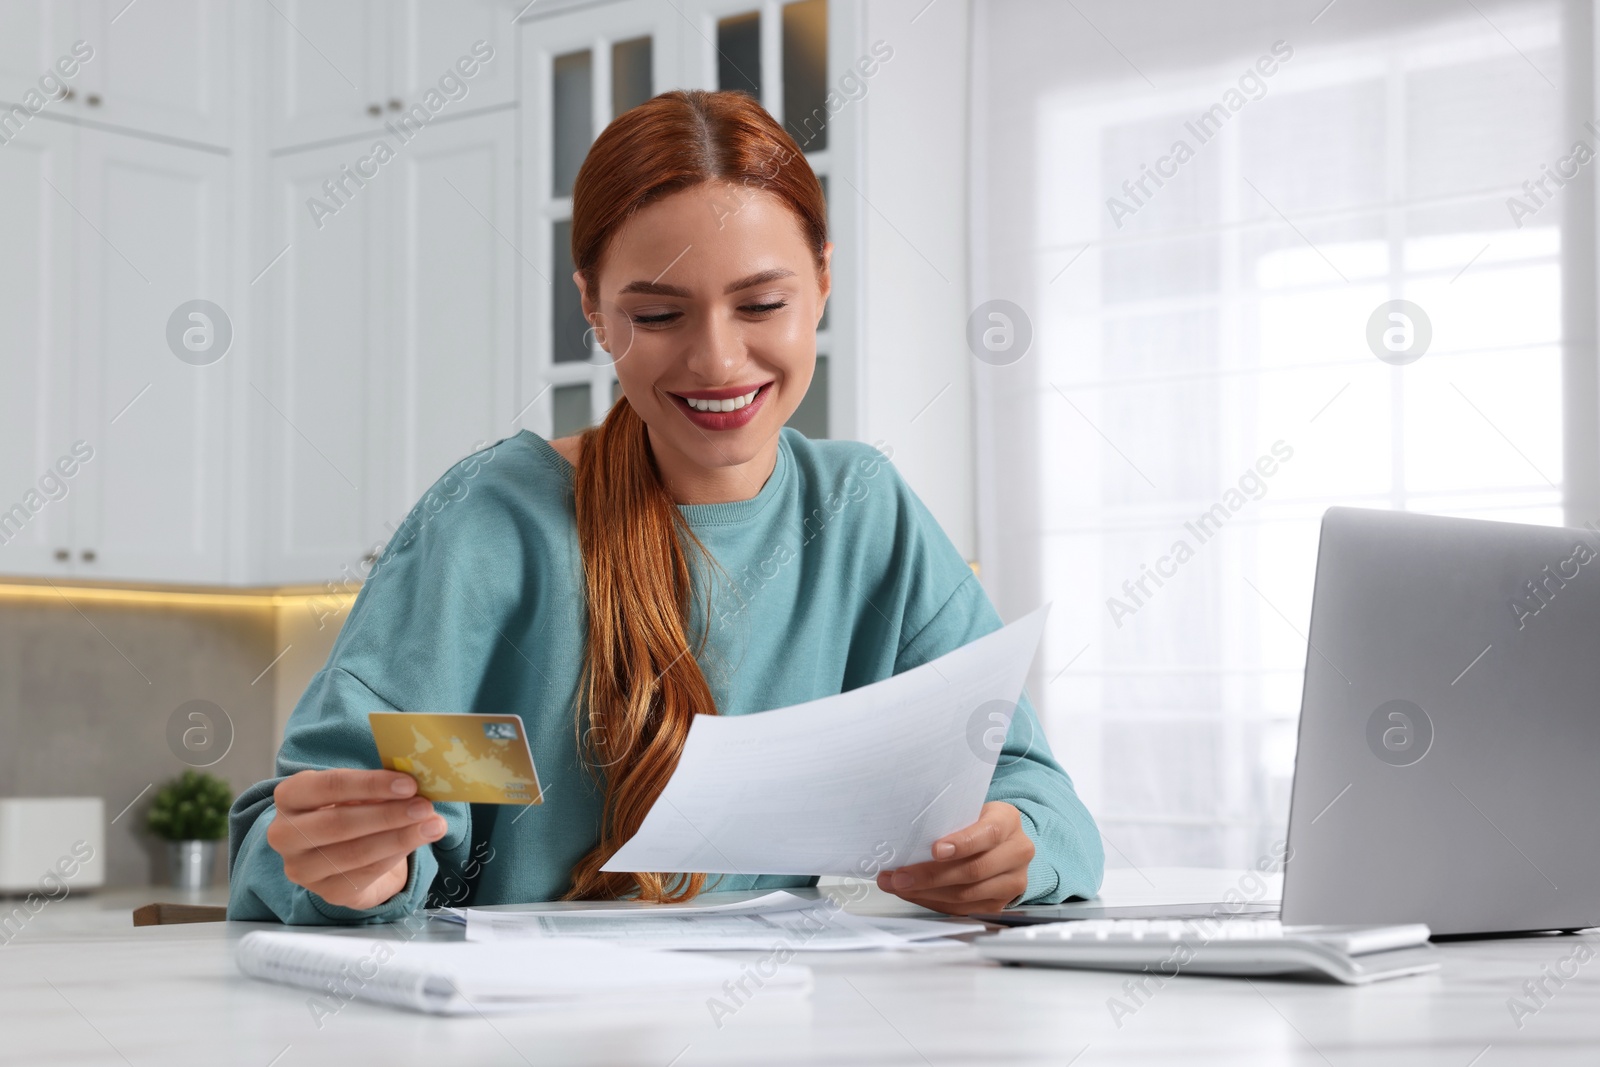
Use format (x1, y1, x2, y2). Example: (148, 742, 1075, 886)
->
(81, 549, 96, 563)
(86, 94, 101, 107)
(61, 88, 75, 102)
(54, 548, 69, 562)
(387, 99, 402, 111)
(367, 103, 382, 117)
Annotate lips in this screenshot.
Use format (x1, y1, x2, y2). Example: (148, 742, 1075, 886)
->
(670, 381, 773, 403)
(667, 382, 772, 431)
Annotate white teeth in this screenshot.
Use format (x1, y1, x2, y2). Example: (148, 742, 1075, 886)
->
(683, 388, 760, 413)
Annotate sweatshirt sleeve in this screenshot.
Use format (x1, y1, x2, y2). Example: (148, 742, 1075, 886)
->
(894, 573, 1105, 906)
(227, 443, 525, 924)
(226, 668, 469, 925)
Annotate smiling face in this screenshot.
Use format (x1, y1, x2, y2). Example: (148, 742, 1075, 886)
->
(578, 181, 831, 502)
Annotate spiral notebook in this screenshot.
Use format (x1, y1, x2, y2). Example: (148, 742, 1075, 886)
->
(235, 930, 812, 1015)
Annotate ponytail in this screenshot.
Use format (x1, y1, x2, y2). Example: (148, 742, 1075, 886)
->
(564, 400, 718, 902)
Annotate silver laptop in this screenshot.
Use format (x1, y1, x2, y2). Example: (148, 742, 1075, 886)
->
(981, 507, 1600, 937)
(1280, 506, 1600, 936)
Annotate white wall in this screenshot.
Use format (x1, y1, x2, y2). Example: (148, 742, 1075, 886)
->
(858, 0, 976, 558)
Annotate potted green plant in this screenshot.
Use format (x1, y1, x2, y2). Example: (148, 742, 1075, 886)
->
(147, 770, 233, 890)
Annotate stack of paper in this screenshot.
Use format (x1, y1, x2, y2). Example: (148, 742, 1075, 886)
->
(455, 891, 984, 951)
(434, 889, 816, 924)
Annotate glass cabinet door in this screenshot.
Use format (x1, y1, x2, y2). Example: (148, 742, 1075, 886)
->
(520, 3, 679, 439)
(699, 0, 834, 439)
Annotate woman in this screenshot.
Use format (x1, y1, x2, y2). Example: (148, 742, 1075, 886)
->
(228, 90, 1102, 923)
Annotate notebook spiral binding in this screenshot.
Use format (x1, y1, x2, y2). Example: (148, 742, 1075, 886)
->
(236, 933, 460, 1014)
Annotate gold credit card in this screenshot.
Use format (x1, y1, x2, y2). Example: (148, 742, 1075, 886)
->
(368, 712, 543, 805)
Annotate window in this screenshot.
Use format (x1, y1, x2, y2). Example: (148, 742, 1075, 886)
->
(974, 1, 1576, 867)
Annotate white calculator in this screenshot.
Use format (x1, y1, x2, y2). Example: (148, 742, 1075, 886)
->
(977, 918, 1439, 984)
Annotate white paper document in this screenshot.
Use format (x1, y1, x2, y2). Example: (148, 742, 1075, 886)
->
(463, 902, 984, 951)
(602, 605, 1050, 877)
(432, 890, 817, 926)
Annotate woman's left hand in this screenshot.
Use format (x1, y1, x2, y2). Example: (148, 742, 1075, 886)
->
(875, 801, 1035, 915)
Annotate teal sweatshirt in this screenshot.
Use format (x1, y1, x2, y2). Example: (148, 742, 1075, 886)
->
(227, 428, 1104, 924)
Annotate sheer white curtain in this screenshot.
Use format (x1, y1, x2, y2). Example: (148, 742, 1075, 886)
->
(971, 0, 1585, 868)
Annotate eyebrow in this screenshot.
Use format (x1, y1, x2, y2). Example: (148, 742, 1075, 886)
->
(617, 267, 796, 298)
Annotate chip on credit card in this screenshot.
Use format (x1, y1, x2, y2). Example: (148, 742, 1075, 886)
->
(368, 712, 543, 805)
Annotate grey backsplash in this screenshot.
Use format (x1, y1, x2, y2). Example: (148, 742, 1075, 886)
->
(0, 594, 348, 889)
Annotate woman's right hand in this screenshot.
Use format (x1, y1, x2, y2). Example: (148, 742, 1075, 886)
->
(266, 768, 447, 911)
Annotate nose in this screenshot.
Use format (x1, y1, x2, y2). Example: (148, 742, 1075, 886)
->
(681, 308, 744, 383)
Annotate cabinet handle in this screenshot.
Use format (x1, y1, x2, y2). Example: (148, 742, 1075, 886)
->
(367, 103, 382, 117)
(387, 99, 402, 111)
(86, 94, 101, 107)
(81, 549, 96, 562)
(54, 548, 69, 562)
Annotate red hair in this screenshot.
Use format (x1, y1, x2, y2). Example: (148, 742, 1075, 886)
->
(564, 90, 827, 902)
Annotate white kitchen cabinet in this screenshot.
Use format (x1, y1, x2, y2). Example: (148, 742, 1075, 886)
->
(390, 1, 516, 117)
(267, 0, 515, 152)
(0, 0, 82, 109)
(0, 0, 870, 588)
(265, 0, 388, 150)
(0, 0, 238, 582)
(253, 109, 519, 583)
(73, 0, 234, 147)
(0, 116, 230, 583)
(0, 0, 521, 588)
(0, 117, 78, 577)
(69, 128, 233, 583)
(384, 109, 518, 515)
(0, 2, 232, 148)
(255, 139, 392, 584)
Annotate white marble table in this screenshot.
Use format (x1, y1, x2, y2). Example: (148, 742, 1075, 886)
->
(1, 869, 1596, 1066)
